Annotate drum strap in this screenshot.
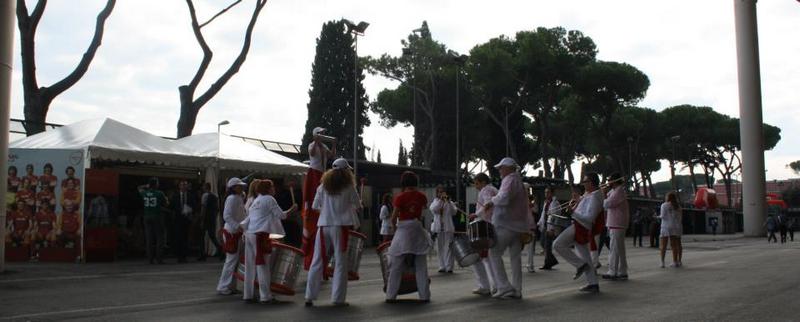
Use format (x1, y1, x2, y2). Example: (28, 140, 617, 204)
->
(255, 232, 272, 265)
(221, 229, 242, 254)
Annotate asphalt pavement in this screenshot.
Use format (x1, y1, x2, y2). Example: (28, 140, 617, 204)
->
(1, 235, 798, 322)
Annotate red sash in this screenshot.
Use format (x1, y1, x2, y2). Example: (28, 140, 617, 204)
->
(318, 226, 351, 264)
(574, 220, 592, 245)
(221, 229, 243, 254)
(302, 168, 323, 270)
(255, 232, 272, 265)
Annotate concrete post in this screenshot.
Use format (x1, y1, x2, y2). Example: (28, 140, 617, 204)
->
(0, 0, 17, 272)
(734, 0, 767, 237)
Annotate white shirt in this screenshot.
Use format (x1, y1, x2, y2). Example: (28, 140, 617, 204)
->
(312, 184, 360, 227)
(490, 171, 530, 233)
(475, 185, 498, 222)
(572, 190, 603, 229)
(244, 196, 255, 214)
(429, 198, 456, 232)
(223, 194, 247, 232)
(379, 205, 394, 235)
(659, 202, 682, 231)
(537, 197, 561, 232)
(241, 194, 286, 236)
(308, 141, 331, 172)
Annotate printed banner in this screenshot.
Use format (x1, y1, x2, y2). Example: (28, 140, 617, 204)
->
(6, 148, 86, 262)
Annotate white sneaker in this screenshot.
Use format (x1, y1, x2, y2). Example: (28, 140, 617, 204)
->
(472, 288, 491, 296)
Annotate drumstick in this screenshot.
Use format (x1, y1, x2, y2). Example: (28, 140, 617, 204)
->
(288, 181, 296, 205)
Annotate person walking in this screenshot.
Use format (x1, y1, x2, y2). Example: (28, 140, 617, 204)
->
(601, 173, 629, 281)
(765, 214, 778, 243)
(138, 178, 168, 264)
(554, 173, 603, 293)
(199, 182, 222, 261)
(537, 187, 560, 270)
(216, 177, 247, 295)
(659, 192, 683, 268)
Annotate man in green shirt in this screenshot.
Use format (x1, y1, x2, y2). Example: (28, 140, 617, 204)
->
(139, 178, 168, 264)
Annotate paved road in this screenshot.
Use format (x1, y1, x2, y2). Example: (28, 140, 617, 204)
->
(1, 237, 798, 321)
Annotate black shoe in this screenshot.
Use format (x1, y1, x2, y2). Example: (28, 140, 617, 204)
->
(579, 284, 600, 293)
(385, 299, 399, 304)
(539, 266, 552, 270)
(438, 269, 446, 273)
(601, 274, 616, 280)
(616, 274, 629, 281)
(573, 263, 589, 280)
(446, 270, 454, 274)
(305, 300, 313, 307)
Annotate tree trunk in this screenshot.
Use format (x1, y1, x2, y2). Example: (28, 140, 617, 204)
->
(566, 163, 575, 185)
(724, 176, 734, 208)
(177, 86, 198, 138)
(687, 162, 698, 193)
(669, 160, 677, 192)
(647, 173, 656, 199)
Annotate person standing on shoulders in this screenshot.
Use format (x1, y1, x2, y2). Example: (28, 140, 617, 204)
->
(138, 178, 168, 264)
(601, 172, 630, 281)
(483, 158, 530, 299)
(429, 185, 456, 273)
(554, 173, 603, 293)
(302, 127, 337, 270)
(216, 178, 247, 295)
(305, 158, 361, 307)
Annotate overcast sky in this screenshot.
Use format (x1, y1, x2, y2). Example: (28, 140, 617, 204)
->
(9, 0, 800, 182)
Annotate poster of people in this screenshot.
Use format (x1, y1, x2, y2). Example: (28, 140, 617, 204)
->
(6, 148, 85, 262)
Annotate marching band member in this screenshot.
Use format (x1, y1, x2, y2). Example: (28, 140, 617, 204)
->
(302, 127, 336, 270)
(602, 172, 630, 281)
(554, 173, 603, 293)
(484, 158, 530, 299)
(525, 191, 537, 273)
(537, 187, 561, 270)
(429, 185, 455, 273)
(241, 180, 297, 304)
(216, 177, 247, 295)
(469, 173, 497, 296)
(305, 158, 361, 307)
(385, 171, 431, 303)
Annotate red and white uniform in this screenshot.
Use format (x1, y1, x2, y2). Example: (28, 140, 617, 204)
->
(385, 190, 431, 301)
(38, 174, 58, 192)
(61, 177, 81, 189)
(553, 190, 603, 286)
(472, 185, 497, 292)
(302, 141, 329, 270)
(16, 189, 36, 212)
(7, 175, 21, 192)
(488, 171, 529, 298)
(9, 209, 32, 237)
(22, 174, 38, 192)
(240, 194, 287, 302)
(216, 193, 247, 293)
(60, 210, 81, 239)
(604, 185, 629, 277)
(35, 210, 57, 238)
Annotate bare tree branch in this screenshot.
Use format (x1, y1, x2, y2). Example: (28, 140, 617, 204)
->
(29, 0, 47, 32)
(184, 0, 213, 99)
(200, 0, 242, 28)
(47, 0, 116, 99)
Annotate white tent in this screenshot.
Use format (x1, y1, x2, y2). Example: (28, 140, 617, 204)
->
(10, 118, 198, 167)
(175, 133, 307, 175)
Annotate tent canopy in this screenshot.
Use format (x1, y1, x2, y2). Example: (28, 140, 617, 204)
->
(10, 118, 197, 167)
(175, 133, 307, 175)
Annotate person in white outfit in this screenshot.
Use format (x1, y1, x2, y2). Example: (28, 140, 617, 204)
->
(469, 173, 497, 296)
(483, 158, 530, 299)
(240, 179, 297, 303)
(602, 172, 630, 281)
(525, 191, 538, 273)
(537, 187, 561, 270)
(216, 177, 247, 295)
(429, 186, 456, 273)
(385, 171, 432, 303)
(554, 172, 603, 293)
(305, 158, 362, 307)
(379, 193, 395, 242)
(658, 191, 683, 268)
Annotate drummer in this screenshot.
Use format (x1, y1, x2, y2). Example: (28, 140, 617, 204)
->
(240, 179, 297, 304)
(386, 171, 431, 303)
(305, 158, 361, 307)
(536, 187, 561, 270)
(469, 173, 497, 296)
(216, 177, 247, 295)
(483, 158, 530, 299)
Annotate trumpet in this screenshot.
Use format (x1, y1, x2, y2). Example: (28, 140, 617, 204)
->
(599, 177, 624, 190)
(315, 134, 337, 143)
(544, 199, 577, 216)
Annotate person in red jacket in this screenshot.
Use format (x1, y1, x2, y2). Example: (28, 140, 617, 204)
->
(58, 204, 81, 248)
(22, 164, 38, 192)
(33, 203, 58, 248)
(6, 201, 32, 246)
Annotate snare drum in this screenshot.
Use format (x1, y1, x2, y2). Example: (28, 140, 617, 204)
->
(377, 241, 422, 295)
(547, 214, 572, 228)
(325, 230, 367, 280)
(451, 233, 479, 267)
(467, 220, 495, 250)
(235, 241, 305, 296)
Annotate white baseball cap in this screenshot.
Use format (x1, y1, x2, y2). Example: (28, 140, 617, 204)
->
(332, 157, 352, 170)
(312, 127, 326, 135)
(226, 177, 247, 188)
(494, 157, 518, 169)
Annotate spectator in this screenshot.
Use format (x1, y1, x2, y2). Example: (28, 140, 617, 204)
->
(764, 214, 777, 243)
(138, 178, 168, 264)
(658, 192, 683, 268)
(171, 180, 197, 263)
(379, 193, 394, 242)
(632, 208, 644, 247)
(649, 207, 661, 248)
(198, 182, 222, 261)
(777, 212, 788, 244)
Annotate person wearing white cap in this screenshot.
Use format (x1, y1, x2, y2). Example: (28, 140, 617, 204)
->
(216, 177, 247, 295)
(305, 158, 361, 307)
(429, 185, 456, 273)
(302, 127, 337, 270)
(483, 157, 530, 299)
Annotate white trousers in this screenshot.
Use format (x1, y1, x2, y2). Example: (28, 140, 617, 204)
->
(215, 233, 239, 292)
(472, 257, 493, 290)
(243, 233, 273, 301)
(526, 238, 536, 270)
(553, 225, 598, 285)
(305, 226, 347, 303)
(591, 234, 601, 267)
(435, 231, 454, 271)
(386, 254, 430, 300)
(488, 226, 522, 295)
(607, 228, 628, 276)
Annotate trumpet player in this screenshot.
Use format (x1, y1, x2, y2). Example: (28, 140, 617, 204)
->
(429, 185, 455, 273)
(536, 187, 560, 270)
(302, 127, 336, 270)
(601, 172, 629, 281)
(554, 173, 603, 293)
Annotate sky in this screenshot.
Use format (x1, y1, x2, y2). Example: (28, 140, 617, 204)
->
(8, 0, 800, 183)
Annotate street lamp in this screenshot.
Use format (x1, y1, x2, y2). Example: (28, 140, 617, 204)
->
(344, 19, 369, 179)
(627, 136, 633, 193)
(216, 120, 230, 194)
(452, 53, 467, 203)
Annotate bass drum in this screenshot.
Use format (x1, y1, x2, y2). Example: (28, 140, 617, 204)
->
(235, 241, 305, 296)
(324, 230, 367, 281)
(467, 220, 496, 250)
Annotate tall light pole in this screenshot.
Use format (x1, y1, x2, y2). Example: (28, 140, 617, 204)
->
(627, 136, 633, 193)
(216, 120, 230, 194)
(344, 19, 369, 179)
(0, 0, 16, 273)
(452, 54, 467, 203)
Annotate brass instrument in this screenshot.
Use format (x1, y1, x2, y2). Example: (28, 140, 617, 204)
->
(544, 199, 578, 216)
(599, 177, 624, 190)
